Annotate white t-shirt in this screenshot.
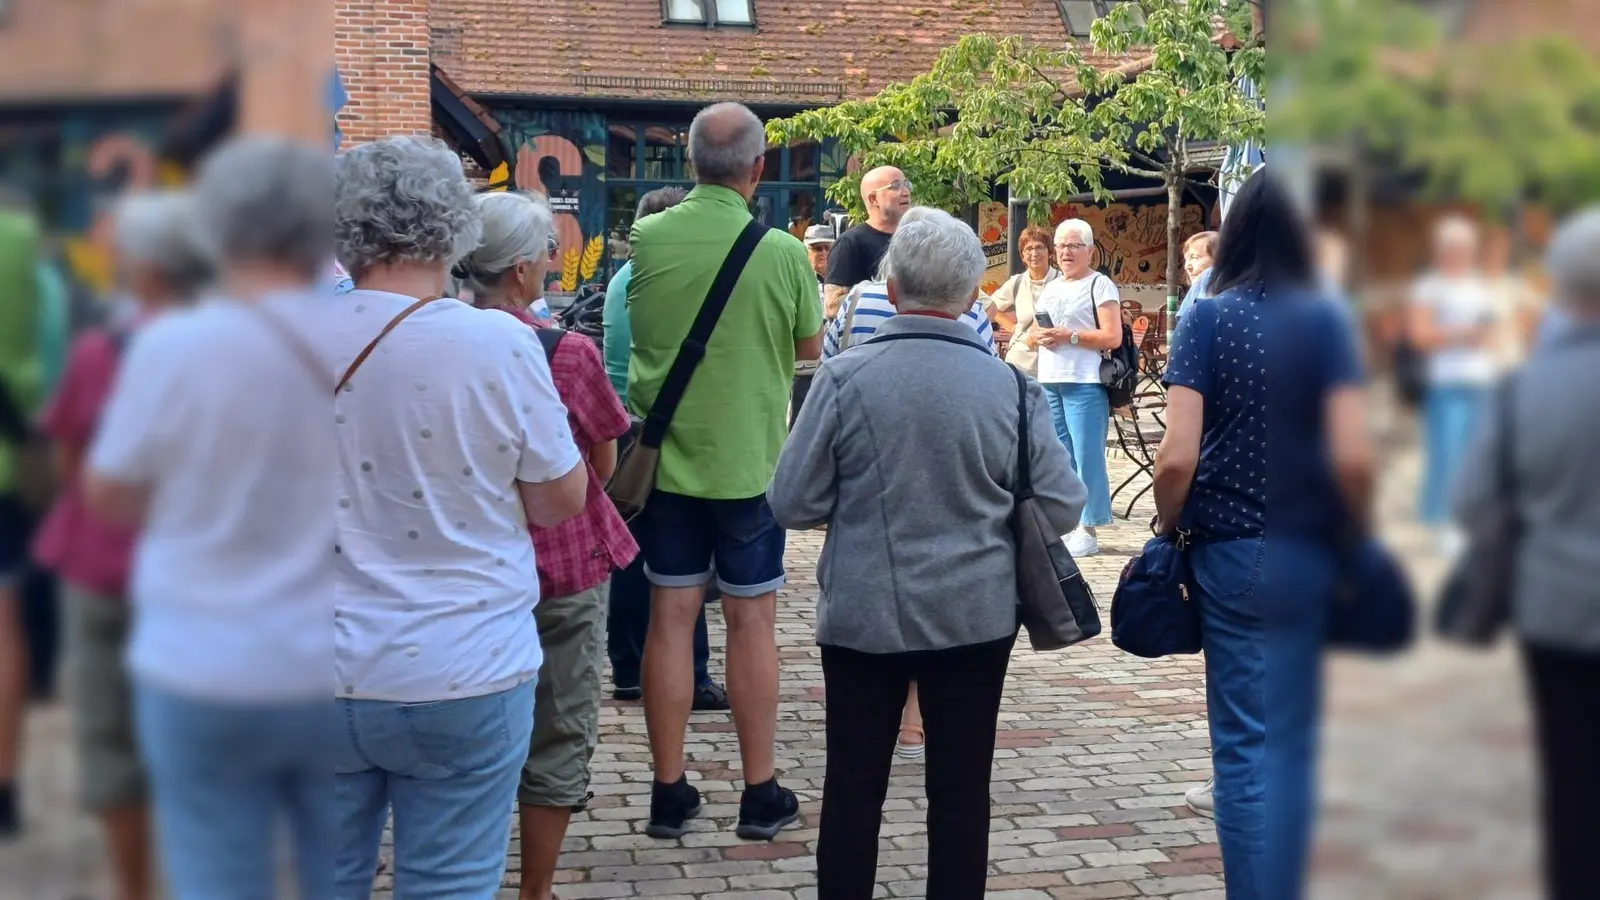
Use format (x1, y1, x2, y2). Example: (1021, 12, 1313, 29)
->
(1411, 273, 1499, 385)
(324, 291, 581, 703)
(1034, 273, 1121, 384)
(89, 292, 335, 703)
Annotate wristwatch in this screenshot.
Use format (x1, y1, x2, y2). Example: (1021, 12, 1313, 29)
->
(1069, 330, 1081, 346)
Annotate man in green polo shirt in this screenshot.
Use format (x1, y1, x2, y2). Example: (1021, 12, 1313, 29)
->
(626, 101, 822, 842)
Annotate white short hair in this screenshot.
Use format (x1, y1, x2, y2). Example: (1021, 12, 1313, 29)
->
(1434, 214, 1479, 250)
(455, 191, 554, 298)
(1546, 206, 1600, 313)
(688, 102, 767, 185)
(883, 209, 988, 316)
(112, 190, 212, 293)
(1055, 218, 1094, 245)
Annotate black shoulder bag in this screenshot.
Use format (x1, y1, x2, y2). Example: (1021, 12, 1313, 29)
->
(606, 220, 768, 521)
(1434, 374, 1520, 645)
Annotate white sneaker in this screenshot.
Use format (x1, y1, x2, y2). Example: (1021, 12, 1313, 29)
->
(1185, 777, 1215, 818)
(1065, 528, 1100, 557)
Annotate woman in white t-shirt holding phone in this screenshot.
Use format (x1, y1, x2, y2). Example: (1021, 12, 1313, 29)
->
(1029, 219, 1122, 557)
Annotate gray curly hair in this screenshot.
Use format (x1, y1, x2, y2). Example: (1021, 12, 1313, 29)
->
(190, 135, 333, 277)
(334, 136, 483, 278)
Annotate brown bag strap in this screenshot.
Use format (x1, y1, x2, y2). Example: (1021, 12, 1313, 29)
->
(335, 295, 441, 395)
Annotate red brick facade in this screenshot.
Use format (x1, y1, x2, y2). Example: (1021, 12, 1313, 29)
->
(335, 0, 433, 147)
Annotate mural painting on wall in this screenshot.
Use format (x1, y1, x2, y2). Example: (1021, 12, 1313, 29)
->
(975, 199, 1205, 294)
(1047, 201, 1206, 285)
(63, 129, 185, 297)
(495, 109, 608, 296)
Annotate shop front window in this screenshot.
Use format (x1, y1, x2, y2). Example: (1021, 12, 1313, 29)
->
(642, 126, 680, 181)
(607, 125, 637, 179)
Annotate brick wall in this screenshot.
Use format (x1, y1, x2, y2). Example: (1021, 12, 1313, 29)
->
(335, 0, 432, 147)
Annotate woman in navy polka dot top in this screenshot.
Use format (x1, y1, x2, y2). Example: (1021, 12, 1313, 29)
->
(1152, 168, 1377, 900)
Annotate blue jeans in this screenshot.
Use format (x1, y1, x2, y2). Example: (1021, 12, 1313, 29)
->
(134, 684, 332, 900)
(1041, 382, 1113, 527)
(608, 547, 713, 690)
(1190, 535, 1332, 900)
(334, 681, 535, 900)
(1419, 384, 1488, 524)
(634, 491, 787, 596)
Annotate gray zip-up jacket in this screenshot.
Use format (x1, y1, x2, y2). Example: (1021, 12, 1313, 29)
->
(768, 314, 1086, 654)
(1453, 320, 1600, 650)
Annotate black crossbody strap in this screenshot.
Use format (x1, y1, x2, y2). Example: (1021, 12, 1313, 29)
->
(640, 219, 768, 449)
(536, 326, 566, 365)
(1011, 364, 1034, 500)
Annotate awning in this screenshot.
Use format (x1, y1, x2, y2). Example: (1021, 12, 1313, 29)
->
(431, 65, 506, 173)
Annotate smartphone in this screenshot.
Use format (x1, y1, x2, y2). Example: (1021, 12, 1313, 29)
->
(1034, 311, 1054, 329)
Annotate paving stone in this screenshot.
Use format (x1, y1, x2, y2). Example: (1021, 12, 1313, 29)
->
(1, 436, 1541, 899)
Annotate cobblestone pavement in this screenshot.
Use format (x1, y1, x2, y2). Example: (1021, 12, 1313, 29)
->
(1, 433, 1537, 900)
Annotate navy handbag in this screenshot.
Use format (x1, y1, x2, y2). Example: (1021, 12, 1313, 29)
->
(1328, 535, 1416, 653)
(1111, 528, 1203, 659)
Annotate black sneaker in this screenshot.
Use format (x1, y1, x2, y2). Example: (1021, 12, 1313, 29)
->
(691, 679, 730, 712)
(645, 777, 702, 839)
(611, 685, 643, 702)
(735, 779, 799, 841)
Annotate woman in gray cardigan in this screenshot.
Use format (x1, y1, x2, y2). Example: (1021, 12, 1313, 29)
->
(769, 209, 1085, 900)
(1452, 207, 1600, 900)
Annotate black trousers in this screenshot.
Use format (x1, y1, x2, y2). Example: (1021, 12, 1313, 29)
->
(1523, 642, 1600, 900)
(817, 634, 1016, 900)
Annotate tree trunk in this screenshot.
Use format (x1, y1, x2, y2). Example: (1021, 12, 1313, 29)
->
(1166, 171, 1185, 337)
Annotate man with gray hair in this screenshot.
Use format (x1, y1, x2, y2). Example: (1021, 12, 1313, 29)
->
(626, 101, 822, 841)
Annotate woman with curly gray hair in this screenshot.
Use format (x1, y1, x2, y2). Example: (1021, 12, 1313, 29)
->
(82, 135, 336, 900)
(330, 136, 588, 898)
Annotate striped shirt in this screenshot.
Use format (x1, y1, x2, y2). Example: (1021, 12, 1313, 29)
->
(823, 282, 995, 360)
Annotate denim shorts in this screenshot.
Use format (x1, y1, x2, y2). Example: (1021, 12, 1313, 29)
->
(634, 490, 786, 597)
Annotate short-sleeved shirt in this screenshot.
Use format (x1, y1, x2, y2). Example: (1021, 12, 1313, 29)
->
(627, 185, 824, 500)
(1035, 273, 1120, 384)
(602, 261, 633, 401)
(824, 223, 893, 291)
(824, 281, 995, 359)
(89, 291, 336, 703)
(325, 291, 582, 703)
(31, 327, 140, 597)
(1411, 273, 1499, 385)
(1164, 287, 1364, 541)
(494, 307, 638, 598)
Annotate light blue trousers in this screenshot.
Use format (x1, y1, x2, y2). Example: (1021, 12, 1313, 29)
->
(1041, 381, 1113, 527)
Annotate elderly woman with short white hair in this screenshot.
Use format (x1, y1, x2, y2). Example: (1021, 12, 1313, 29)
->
(30, 189, 209, 900)
(770, 209, 1085, 900)
(329, 136, 588, 899)
(83, 136, 335, 900)
(1032, 218, 1122, 557)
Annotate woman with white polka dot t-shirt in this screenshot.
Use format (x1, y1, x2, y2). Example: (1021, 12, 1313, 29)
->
(327, 137, 588, 898)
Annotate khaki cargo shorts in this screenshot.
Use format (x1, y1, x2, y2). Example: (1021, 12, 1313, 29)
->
(63, 585, 147, 811)
(518, 583, 607, 808)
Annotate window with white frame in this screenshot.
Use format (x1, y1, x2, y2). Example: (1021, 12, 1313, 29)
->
(663, 0, 754, 27)
(1054, 0, 1146, 37)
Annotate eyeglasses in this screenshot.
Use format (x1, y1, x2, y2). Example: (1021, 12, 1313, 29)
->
(875, 179, 913, 195)
(1021, 245, 1050, 254)
(1056, 242, 1091, 253)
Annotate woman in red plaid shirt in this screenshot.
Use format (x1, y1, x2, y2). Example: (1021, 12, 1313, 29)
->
(459, 190, 638, 900)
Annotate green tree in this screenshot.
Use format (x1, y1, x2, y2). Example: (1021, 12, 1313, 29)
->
(1272, 0, 1600, 217)
(767, 0, 1266, 317)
